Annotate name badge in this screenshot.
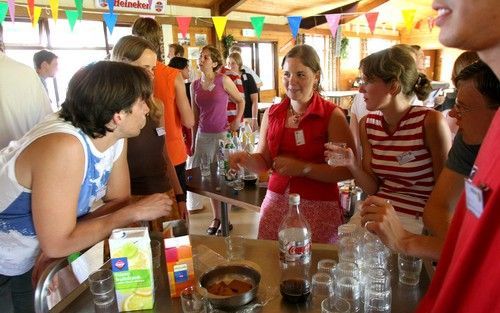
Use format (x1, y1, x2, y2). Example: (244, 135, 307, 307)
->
(294, 129, 305, 146)
(396, 151, 416, 165)
(464, 179, 484, 218)
(156, 127, 166, 136)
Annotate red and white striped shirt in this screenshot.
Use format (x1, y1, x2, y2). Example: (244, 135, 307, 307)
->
(220, 68, 244, 124)
(365, 106, 434, 216)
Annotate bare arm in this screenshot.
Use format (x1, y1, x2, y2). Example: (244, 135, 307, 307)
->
(423, 167, 464, 240)
(424, 110, 452, 180)
(361, 167, 464, 260)
(346, 116, 380, 194)
(190, 82, 199, 153)
(349, 112, 362, 162)
(24, 134, 172, 258)
(174, 73, 195, 128)
(278, 107, 354, 183)
(250, 93, 259, 129)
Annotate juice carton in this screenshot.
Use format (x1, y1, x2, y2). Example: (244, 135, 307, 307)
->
(109, 227, 154, 312)
(164, 235, 195, 297)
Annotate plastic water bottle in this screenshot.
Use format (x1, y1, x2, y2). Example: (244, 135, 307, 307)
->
(278, 194, 312, 303)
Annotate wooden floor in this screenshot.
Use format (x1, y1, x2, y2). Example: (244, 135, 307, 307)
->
(187, 193, 260, 239)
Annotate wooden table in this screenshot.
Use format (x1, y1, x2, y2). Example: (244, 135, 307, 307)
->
(53, 235, 430, 313)
(186, 163, 267, 236)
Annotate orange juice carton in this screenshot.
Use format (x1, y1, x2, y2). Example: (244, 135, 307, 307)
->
(109, 227, 154, 312)
(164, 235, 195, 297)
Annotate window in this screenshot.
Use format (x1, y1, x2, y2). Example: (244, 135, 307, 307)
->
(239, 42, 277, 92)
(342, 37, 361, 69)
(366, 38, 396, 56)
(4, 19, 116, 106)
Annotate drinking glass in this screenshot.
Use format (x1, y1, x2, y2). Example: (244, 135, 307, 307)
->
(224, 235, 245, 261)
(327, 142, 347, 167)
(88, 269, 118, 313)
(317, 259, 337, 277)
(364, 267, 391, 313)
(181, 286, 206, 313)
(150, 240, 162, 289)
(311, 272, 334, 300)
(321, 294, 351, 313)
(200, 154, 211, 177)
(398, 254, 423, 285)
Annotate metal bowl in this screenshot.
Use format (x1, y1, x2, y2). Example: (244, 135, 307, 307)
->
(199, 264, 261, 310)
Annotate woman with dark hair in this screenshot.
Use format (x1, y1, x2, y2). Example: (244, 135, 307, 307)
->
(230, 44, 355, 243)
(190, 45, 244, 235)
(112, 35, 186, 223)
(327, 46, 451, 234)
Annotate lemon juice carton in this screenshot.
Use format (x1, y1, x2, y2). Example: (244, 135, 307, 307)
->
(109, 227, 154, 312)
(164, 235, 195, 297)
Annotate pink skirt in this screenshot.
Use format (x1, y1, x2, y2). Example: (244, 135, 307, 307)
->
(258, 190, 344, 244)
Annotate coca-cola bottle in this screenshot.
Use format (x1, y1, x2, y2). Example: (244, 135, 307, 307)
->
(278, 193, 312, 303)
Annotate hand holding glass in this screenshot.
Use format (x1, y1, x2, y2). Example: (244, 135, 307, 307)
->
(325, 142, 348, 167)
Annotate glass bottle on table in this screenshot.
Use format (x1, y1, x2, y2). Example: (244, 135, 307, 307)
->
(279, 193, 312, 303)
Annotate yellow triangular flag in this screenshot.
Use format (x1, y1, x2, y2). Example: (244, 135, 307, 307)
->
(50, 0, 59, 22)
(212, 16, 227, 40)
(32, 6, 41, 27)
(402, 9, 416, 32)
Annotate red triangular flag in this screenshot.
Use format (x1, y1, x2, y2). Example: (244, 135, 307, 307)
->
(176, 17, 191, 38)
(27, 0, 34, 18)
(365, 12, 379, 34)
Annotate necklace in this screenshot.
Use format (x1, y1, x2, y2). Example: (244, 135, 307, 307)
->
(289, 105, 304, 125)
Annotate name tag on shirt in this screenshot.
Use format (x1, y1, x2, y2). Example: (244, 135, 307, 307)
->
(156, 127, 166, 136)
(396, 151, 416, 165)
(294, 129, 305, 146)
(464, 179, 484, 218)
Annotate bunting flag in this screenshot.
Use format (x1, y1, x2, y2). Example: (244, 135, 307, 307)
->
(250, 16, 265, 39)
(106, 0, 114, 14)
(0, 2, 8, 24)
(65, 9, 78, 31)
(27, 0, 34, 19)
(287, 16, 301, 39)
(49, 0, 59, 22)
(427, 16, 435, 33)
(325, 14, 341, 38)
(31, 6, 41, 26)
(365, 12, 379, 34)
(176, 16, 191, 38)
(212, 16, 227, 40)
(402, 9, 416, 32)
(103, 12, 117, 34)
(74, 0, 83, 19)
(7, 0, 14, 22)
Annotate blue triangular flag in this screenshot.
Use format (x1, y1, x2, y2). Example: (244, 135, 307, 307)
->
(106, 0, 114, 13)
(287, 16, 302, 39)
(103, 12, 117, 34)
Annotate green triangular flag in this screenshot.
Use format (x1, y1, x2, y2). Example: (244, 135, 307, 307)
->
(74, 0, 83, 19)
(0, 2, 8, 24)
(65, 10, 78, 31)
(250, 16, 265, 39)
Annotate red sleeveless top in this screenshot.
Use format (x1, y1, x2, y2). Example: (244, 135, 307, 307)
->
(267, 93, 339, 201)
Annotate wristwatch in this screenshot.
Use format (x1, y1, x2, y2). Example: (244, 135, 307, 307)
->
(302, 164, 312, 176)
(175, 193, 186, 203)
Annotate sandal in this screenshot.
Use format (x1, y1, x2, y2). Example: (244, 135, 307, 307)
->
(216, 223, 233, 236)
(206, 218, 220, 235)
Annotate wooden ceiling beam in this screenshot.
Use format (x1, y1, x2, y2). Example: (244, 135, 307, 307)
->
(300, 0, 388, 29)
(218, 0, 248, 16)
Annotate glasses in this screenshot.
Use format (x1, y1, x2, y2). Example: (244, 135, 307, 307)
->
(453, 100, 482, 116)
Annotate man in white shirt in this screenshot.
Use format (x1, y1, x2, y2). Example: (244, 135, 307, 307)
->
(0, 24, 53, 149)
